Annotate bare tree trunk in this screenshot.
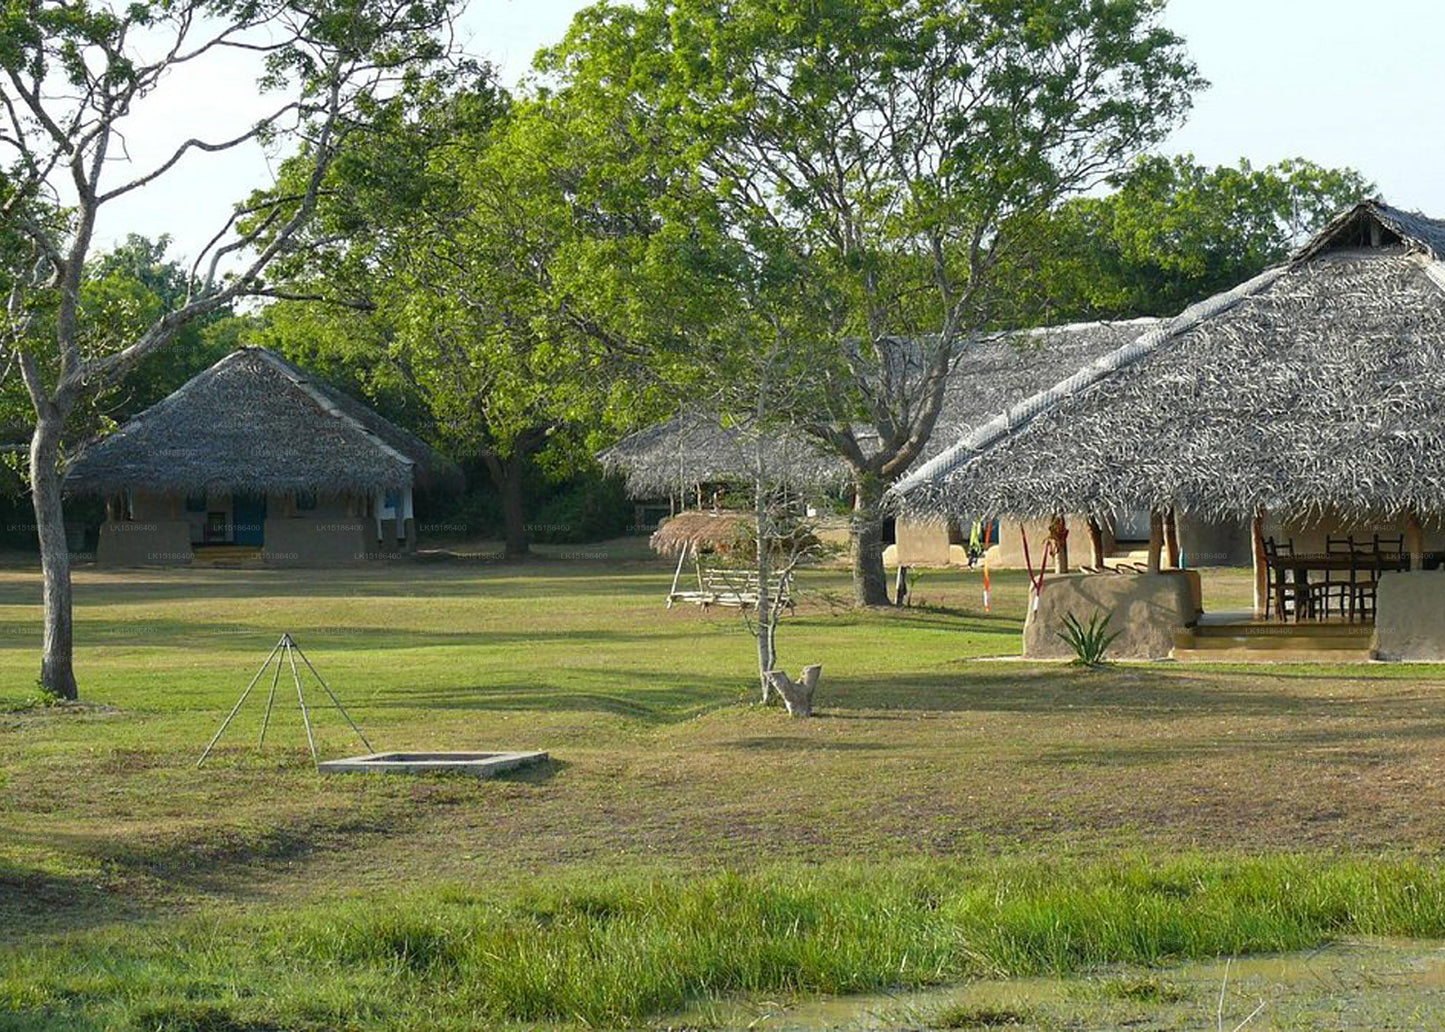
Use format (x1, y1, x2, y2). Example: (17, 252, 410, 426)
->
(1147, 510, 1164, 574)
(1051, 515, 1069, 574)
(851, 473, 891, 606)
(1163, 507, 1180, 568)
(1251, 510, 1268, 617)
(1087, 517, 1105, 569)
(482, 451, 530, 561)
(30, 415, 78, 701)
(755, 478, 776, 703)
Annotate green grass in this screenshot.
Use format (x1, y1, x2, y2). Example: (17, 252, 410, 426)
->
(6, 854, 1445, 1029)
(5, 546, 1445, 1026)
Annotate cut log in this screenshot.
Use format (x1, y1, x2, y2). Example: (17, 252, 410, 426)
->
(765, 664, 822, 717)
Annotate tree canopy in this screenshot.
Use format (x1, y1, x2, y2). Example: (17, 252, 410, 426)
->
(1001, 154, 1375, 323)
(537, 0, 1204, 602)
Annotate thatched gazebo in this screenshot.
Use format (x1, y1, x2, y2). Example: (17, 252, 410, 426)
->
(648, 511, 820, 608)
(649, 510, 757, 558)
(65, 347, 460, 565)
(889, 200, 1445, 657)
(601, 319, 1165, 568)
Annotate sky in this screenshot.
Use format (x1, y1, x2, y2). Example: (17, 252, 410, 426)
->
(96, 0, 1445, 263)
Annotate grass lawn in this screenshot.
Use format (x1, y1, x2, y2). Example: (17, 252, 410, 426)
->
(4, 543, 1445, 1027)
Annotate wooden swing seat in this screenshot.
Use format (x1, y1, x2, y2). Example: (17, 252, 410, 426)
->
(667, 560, 795, 610)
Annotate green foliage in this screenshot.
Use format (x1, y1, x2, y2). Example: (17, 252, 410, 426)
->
(1056, 611, 1122, 667)
(537, 0, 1204, 459)
(527, 470, 634, 544)
(1001, 155, 1375, 323)
(426, 464, 634, 544)
(257, 71, 666, 553)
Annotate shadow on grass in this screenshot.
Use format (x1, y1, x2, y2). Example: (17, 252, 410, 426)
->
(818, 666, 1445, 719)
(0, 618, 735, 653)
(724, 736, 896, 752)
(0, 805, 414, 939)
(370, 678, 737, 724)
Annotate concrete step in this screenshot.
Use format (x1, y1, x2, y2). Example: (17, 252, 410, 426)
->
(1192, 621, 1372, 640)
(1172, 646, 1375, 663)
(1175, 632, 1368, 651)
(193, 545, 264, 566)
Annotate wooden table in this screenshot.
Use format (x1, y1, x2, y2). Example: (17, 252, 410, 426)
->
(1271, 552, 1412, 621)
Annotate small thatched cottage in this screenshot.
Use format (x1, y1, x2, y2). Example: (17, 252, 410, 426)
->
(889, 200, 1445, 646)
(65, 348, 459, 566)
(600, 319, 1184, 568)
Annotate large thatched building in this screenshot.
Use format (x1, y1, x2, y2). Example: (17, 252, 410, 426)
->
(66, 348, 459, 566)
(890, 200, 1445, 644)
(600, 319, 1183, 568)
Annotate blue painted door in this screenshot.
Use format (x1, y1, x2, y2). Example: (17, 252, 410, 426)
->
(232, 493, 267, 546)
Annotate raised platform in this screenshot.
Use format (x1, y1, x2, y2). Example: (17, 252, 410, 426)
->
(318, 750, 548, 777)
(1172, 612, 1374, 662)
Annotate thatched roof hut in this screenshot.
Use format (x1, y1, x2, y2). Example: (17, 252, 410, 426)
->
(888, 200, 1445, 525)
(65, 347, 460, 497)
(600, 319, 1161, 498)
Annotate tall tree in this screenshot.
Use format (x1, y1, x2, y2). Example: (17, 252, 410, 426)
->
(999, 155, 1375, 323)
(542, 0, 1203, 604)
(0, 0, 461, 699)
(261, 86, 661, 559)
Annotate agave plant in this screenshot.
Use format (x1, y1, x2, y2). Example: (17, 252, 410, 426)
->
(1057, 611, 1122, 667)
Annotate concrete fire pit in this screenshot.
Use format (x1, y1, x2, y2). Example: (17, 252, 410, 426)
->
(318, 751, 548, 777)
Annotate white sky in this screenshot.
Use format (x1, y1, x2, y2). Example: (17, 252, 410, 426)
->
(97, 0, 1445, 263)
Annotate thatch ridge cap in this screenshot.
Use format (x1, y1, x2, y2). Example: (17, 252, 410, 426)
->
(888, 264, 1291, 507)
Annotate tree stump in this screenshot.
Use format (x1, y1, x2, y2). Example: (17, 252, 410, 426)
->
(765, 664, 822, 717)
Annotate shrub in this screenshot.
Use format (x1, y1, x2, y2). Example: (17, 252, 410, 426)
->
(1057, 610, 1122, 666)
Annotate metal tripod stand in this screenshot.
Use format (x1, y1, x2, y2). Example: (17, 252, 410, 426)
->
(197, 633, 372, 770)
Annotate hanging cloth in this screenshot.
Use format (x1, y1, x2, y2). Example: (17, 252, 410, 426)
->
(981, 519, 995, 611)
(1020, 523, 1054, 613)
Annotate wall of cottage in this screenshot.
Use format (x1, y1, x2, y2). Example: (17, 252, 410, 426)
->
(98, 489, 415, 566)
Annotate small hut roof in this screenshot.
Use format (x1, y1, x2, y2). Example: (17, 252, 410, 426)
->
(649, 511, 754, 557)
(601, 411, 846, 498)
(889, 200, 1445, 523)
(600, 318, 1161, 498)
(65, 347, 462, 496)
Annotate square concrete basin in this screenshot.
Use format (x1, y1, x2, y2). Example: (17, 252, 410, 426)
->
(318, 751, 548, 777)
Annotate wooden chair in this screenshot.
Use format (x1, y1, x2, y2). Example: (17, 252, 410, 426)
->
(1264, 537, 1311, 621)
(1374, 533, 1406, 568)
(1313, 535, 1356, 619)
(1350, 537, 1408, 622)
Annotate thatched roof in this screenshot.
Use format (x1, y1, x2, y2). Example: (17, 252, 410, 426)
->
(889, 200, 1445, 523)
(649, 511, 755, 557)
(65, 348, 461, 496)
(600, 318, 1161, 498)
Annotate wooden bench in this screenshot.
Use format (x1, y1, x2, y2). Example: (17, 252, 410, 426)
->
(668, 566, 795, 610)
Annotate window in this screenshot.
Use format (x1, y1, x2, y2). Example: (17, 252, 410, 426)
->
(295, 490, 317, 512)
(383, 490, 401, 512)
(185, 492, 207, 513)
